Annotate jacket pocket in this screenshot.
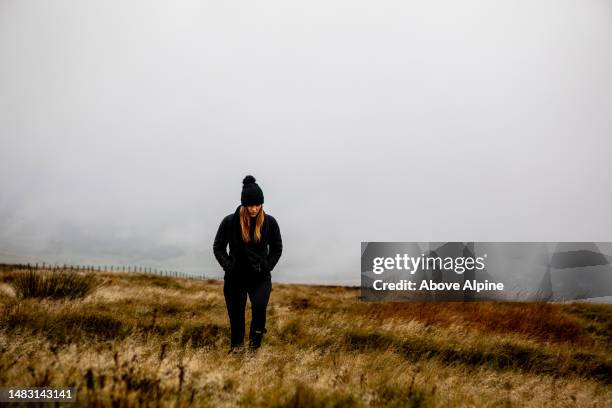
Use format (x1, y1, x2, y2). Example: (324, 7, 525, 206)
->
(260, 257, 271, 274)
(225, 257, 237, 273)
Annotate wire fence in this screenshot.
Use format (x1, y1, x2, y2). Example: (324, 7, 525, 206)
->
(0, 262, 207, 280)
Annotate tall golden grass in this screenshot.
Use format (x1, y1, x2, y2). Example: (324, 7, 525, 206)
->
(0, 266, 610, 407)
(10, 268, 101, 300)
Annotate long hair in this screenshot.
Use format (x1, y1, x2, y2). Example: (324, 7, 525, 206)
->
(240, 205, 265, 243)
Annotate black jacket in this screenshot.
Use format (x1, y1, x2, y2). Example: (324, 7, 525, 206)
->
(213, 205, 282, 281)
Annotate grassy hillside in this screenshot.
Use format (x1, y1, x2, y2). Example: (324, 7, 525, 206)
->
(0, 266, 610, 407)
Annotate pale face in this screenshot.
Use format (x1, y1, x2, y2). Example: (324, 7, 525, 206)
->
(246, 204, 262, 218)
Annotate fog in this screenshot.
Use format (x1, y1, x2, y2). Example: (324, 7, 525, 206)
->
(1, 0, 611, 284)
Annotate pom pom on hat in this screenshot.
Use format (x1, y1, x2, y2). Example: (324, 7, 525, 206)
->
(243, 175, 256, 185)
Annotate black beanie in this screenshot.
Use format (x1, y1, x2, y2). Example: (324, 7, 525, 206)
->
(241, 175, 264, 206)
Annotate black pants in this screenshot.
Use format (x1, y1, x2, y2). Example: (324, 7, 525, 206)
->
(223, 276, 272, 347)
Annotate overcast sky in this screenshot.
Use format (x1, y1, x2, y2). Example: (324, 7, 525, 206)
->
(1, 0, 611, 285)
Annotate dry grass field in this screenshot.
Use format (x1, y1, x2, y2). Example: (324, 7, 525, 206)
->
(0, 265, 610, 407)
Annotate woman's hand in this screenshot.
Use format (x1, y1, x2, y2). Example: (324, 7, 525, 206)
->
(260, 257, 271, 274)
(224, 257, 237, 273)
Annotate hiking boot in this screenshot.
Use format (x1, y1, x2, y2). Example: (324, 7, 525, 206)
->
(248, 328, 267, 350)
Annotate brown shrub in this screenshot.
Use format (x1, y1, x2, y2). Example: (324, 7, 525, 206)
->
(10, 269, 101, 300)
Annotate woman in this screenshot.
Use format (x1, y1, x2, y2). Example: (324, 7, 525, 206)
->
(213, 175, 283, 353)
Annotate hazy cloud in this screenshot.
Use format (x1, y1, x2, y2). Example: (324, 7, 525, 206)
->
(1, 0, 611, 284)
